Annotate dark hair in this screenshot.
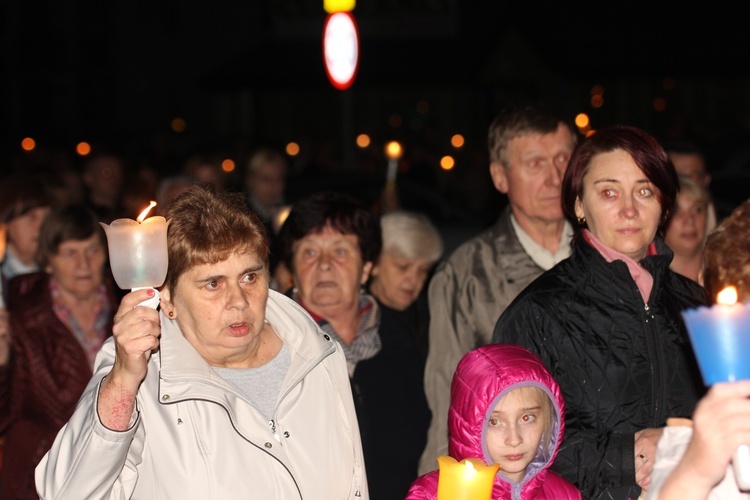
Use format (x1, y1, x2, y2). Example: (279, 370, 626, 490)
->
(278, 191, 381, 273)
(487, 104, 575, 164)
(163, 185, 269, 296)
(662, 139, 706, 161)
(703, 198, 750, 304)
(562, 125, 678, 237)
(0, 173, 51, 224)
(245, 148, 289, 178)
(36, 205, 104, 268)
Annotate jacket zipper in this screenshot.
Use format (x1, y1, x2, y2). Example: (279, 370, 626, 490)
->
(269, 420, 281, 443)
(643, 301, 663, 424)
(158, 343, 337, 500)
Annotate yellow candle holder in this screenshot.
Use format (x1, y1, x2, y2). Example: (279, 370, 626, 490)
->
(437, 456, 500, 500)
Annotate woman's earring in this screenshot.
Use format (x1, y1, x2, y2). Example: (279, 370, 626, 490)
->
(168, 311, 174, 318)
(577, 216, 586, 225)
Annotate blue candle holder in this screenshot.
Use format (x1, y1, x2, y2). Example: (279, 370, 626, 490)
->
(682, 302, 750, 385)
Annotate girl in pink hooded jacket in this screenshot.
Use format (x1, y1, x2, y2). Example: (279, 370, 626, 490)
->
(407, 343, 580, 500)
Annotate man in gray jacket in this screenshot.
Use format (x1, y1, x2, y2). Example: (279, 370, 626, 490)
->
(419, 104, 577, 474)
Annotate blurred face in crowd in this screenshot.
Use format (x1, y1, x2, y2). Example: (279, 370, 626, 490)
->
(669, 152, 710, 187)
(247, 160, 287, 208)
(369, 251, 432, 311)
(291, 224, 372, 317)
(575, 149, 662, 261)
(665, 191, 708, 257)
(490, 124, 575, 230)
(7, 206, 51, 265)
(46, 234, 106, 299)
(84, 156, 124, 200)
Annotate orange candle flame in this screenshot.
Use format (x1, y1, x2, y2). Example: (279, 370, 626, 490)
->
(137, 201, 157, 223)
(437, 456, 500, 500)
(717, 286, 738, 306)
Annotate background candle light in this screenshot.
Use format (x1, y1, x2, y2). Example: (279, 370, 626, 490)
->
(436, 456, 500, 500)
(100, 201, 169, 308)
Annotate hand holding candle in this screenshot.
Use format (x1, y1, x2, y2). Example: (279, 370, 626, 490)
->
(100, 201, 169, 309)
(682, 286, 750, 490)
(436, 456, 500, 500)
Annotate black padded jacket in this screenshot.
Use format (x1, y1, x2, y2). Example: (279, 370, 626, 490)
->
(492, 235, 707, 500)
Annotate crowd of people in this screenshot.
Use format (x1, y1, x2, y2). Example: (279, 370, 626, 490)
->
(1, 103, 749, 500)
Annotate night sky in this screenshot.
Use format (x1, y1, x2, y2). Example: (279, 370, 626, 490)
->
(3, 0, 749, 219)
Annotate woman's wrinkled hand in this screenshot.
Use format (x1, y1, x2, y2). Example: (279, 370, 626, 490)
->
(635, 426, 664, 491)
(110, 288, 161, 390)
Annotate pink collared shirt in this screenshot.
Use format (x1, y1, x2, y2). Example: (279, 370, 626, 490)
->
(583, 229, 656, 303)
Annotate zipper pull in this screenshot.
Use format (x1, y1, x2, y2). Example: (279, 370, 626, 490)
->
(269, 419, 281, 443)
(644, 302, 653, 322)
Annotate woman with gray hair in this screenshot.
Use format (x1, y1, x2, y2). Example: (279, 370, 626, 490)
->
(370, 211, 443, 315)
(366, 210, 443, 499)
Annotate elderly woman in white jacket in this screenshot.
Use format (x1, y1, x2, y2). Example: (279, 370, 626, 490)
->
(36, 186, 368, 500)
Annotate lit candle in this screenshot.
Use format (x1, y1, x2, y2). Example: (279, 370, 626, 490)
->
(385, 140, 402, 184)
(682, 286, 750, 489)
(100, 201, 169, 308)
(436, 456, 500, 500)
(681, 286, 750, 385)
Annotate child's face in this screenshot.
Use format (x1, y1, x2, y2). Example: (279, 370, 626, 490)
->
(486, 386, 547, 483)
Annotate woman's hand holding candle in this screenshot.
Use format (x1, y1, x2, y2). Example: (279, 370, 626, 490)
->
(99, 288, 161, 431)
(658, 381, 750, 498)
(681, 285, 750, 492)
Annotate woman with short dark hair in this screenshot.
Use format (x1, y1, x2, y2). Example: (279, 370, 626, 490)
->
(0, 205, 116, 499)
(493, 126, 707, 500)
(279, 192, 430, 499)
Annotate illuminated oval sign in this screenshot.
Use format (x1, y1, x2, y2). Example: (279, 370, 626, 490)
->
(322, 12, 359, 91)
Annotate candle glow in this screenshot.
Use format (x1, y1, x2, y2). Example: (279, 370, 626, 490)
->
(682, 284, 750, 385)
(137, 200, 157, 222)
(436, 456, 500, 500)
(717, 286, 738, 306)
(100, 202, 169, 291)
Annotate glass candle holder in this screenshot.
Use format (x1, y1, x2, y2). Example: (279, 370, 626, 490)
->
(100, 202, 169, 309)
